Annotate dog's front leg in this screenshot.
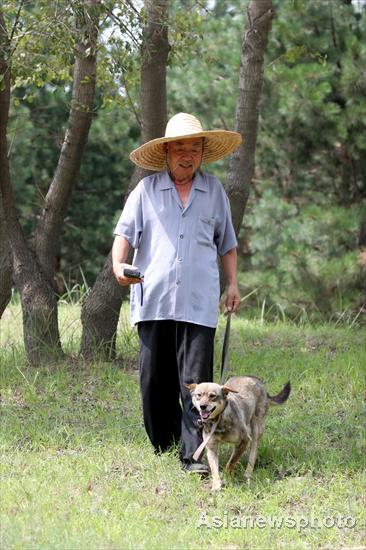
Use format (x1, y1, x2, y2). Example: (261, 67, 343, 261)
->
(206, 444, 221, 492)
(225, 439, 248, 475)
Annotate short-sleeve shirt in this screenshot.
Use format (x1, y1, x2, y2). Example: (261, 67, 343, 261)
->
(114, 170, 237, 328)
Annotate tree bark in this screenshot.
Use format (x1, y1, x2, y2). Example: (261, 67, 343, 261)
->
(0, 11, 12, 321)
(0, 194, 12, 317)
(139, 0, 169, 146)
(226, 0, 274, 234)
(34, 0, 100, 284)
(80, 0, 170, 359)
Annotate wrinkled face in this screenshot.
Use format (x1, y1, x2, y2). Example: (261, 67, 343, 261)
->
(187, 382, 227, 423)
(166, 138, 204, 183)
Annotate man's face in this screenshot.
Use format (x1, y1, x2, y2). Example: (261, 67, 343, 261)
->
(166, 138, 204, 183)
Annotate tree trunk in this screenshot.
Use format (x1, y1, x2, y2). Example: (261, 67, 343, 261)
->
(139, 0, 169, 145)
(0, 10, 12, 321)
(0, 2, 100, 364)
(0, 195, 12, 317)
(34, 0, 100, 284)
(80, 0, 170, 359)
(226, 0, 274, 233)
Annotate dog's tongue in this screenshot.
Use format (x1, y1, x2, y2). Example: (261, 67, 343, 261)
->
(201, 411, 211, 420)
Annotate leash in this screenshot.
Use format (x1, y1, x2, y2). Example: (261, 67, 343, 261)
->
(193, 418, 219, 462)
(193, 312, 232, 462)
(220, 312, 232, 385)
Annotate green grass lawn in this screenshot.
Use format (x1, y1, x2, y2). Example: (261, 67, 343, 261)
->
(1, 302, 365, 549)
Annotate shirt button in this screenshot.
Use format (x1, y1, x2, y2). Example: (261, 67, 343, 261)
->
(179, 234, 184, 239)
(176, 280, 181, 285)
(178, 258, 182, 262)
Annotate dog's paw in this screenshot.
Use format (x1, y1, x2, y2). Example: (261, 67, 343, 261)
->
(211, 480, 223, 492)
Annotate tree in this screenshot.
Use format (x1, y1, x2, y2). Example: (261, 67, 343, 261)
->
(0, 169, 12, 317)
(79, 0, 170, 359)
(226, 0, 274, 234)
(0, 1, 100, 363)
(0, 11, 13, 318)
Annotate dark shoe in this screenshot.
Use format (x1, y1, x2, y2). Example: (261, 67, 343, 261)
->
(181, 461, 210, 477)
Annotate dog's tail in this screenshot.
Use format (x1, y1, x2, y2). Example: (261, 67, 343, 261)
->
(268, 381, 291, 405)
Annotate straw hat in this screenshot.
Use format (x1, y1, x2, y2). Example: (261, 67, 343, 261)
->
(129, 112, 242, 171)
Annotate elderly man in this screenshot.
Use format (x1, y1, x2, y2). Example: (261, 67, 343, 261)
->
(112, 112, 241, 474)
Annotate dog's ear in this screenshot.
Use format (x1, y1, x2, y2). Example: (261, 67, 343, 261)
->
(222, 385, 239, 395)
(185, 383, 197, 392)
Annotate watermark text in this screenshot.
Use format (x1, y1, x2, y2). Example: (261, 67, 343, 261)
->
(196, 512, 357, 533)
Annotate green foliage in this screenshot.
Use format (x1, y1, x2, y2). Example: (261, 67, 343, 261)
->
(168, 0, 242, 130)
(242, 190, 365, 320)
(260, 0, 366, 204)
(4, 1, 75, 99)
(168, 1, 207, 66)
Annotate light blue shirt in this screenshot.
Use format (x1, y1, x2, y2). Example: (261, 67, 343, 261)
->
(114, 170, 237, 328)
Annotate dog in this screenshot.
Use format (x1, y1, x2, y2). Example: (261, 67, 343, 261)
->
(186, 376, 291, 491)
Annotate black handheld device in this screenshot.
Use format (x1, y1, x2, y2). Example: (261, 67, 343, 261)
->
(123, 267, 142, 279)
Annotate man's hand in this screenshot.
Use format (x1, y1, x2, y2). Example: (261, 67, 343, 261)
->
(112, 237, 143, 286)
(114, 263, 143, 286)
(220, 247, 240, 313)
(225, 282, 240, 314)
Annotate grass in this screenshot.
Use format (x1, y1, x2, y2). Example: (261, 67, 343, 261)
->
(1, 302, 365, 549)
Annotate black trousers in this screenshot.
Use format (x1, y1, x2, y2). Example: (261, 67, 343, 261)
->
(137, 320, 215, 462)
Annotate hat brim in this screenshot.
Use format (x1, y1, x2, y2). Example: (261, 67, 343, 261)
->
(129, 130, 242, 171)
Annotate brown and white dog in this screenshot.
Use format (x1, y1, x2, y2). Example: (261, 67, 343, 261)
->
(186, 376, 291, 491)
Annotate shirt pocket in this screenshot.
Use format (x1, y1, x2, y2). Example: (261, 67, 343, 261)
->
(197, 216, 215, 246)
